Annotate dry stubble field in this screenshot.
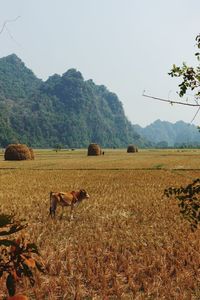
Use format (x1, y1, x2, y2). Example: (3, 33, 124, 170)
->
(0, 149, 200, 299)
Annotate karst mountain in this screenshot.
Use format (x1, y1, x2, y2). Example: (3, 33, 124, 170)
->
(0, 54, 147, 148)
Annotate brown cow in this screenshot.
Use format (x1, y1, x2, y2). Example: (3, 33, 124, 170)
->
(49, 189, 90, 220)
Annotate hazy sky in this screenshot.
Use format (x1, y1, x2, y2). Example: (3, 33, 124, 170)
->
(1, 0, 200, 127)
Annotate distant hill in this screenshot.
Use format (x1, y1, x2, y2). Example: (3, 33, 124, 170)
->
(0, 54, 148, 148)
(134, 119, 200, 147)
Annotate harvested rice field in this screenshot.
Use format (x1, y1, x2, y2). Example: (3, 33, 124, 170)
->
(0, 149, 200, 299)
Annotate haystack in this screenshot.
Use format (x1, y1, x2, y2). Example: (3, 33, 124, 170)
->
(87, 143, 101, 156)
(4, 144, 34, 161)
(127, 145, 138, 153)
(29, 147, 35, 160)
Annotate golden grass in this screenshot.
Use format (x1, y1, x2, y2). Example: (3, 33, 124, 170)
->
(0, 149, 200, 299)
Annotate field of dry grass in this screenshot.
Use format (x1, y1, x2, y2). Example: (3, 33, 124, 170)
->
(0, 149, 200, 299)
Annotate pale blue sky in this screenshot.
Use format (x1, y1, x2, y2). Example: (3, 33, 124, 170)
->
(0, 0, 200, 126)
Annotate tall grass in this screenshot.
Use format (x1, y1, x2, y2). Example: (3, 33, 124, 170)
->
(0, 149, 200, 299)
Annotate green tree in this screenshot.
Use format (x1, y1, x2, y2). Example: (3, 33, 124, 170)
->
(0, 56, 147, 148)
(169, 34, 200, 100)
(165, 34, 200, 230)
(53, 143, 62, 151)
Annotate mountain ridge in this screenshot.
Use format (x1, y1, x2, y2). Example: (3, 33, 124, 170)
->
(1, 54, 199, 149)
(133, 119, 200, 147)
(0, 54, 147, 148)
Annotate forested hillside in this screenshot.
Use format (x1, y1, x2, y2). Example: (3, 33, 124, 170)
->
(0, 54, 147, 148)
(134, 119, 200, 147)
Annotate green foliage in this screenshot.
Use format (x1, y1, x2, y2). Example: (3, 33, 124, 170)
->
(169, 34, 200, 99)
(0, 214, 45, 296)
(53, 143, 62, 151)
(164, 179, 200, 231)
(0, 55, 147, 148)
(0, 54, 41, 100)
(165, 35, 200, 231)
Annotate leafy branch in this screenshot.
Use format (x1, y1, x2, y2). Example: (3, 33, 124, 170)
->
(0, 214, 45, 297)
(168, 33, 200, 99)
(163, 35, 200, 231)
(143, 34, 200, 124)
(164, 178, 200, 231)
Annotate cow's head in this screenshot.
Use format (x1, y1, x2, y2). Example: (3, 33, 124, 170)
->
(79, 189, 90, 200)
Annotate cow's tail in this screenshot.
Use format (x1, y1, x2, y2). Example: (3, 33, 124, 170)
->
(50, 191, 53, 205)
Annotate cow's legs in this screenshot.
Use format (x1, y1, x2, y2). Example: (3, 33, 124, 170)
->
(60, 206, 65, 219)
(70, 204, 74, 221)
(49, 206, 55, 218)
(49, 196, 57, 218)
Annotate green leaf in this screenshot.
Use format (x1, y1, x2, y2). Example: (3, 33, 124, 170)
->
(0, 239, 16, 247)
(0, 214, 14, 228)
(35, 261, 46, 273)
(26, 243, 39, 255)
(6, 274, 16, 296)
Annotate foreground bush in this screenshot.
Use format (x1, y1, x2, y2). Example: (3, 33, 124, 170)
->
(0, 214, 45, 298)
(165, 178, 200, 231)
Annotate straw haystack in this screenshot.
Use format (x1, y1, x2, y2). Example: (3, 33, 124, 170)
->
(4, 144, 34, 161)
(88, 143, 101, 156)
(127, 145, 138, 153)
(29, 147, 35, 160)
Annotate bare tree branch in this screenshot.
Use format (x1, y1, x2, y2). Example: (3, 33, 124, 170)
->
(142, 91, 200, 107)
(5, 26, 21, 46)
(190, 107, 200, 124)
(0, 16, 20, 35)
